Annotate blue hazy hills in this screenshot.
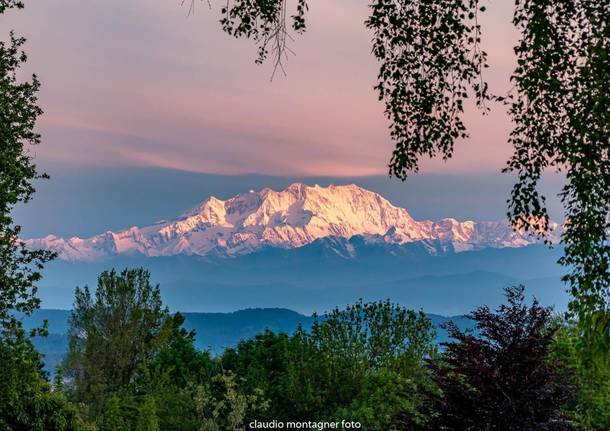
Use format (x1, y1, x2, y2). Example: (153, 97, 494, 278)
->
(24, 308, 475, 374)
(37, 240, 568, 315)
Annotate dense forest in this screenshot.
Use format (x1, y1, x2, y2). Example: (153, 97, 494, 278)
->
(4, 268, 610, 430)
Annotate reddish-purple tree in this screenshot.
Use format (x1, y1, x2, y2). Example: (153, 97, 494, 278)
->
(398, 286, 578, 431)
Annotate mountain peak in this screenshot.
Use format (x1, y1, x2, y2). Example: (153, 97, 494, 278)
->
(25, 183, 558, 262)
(286, 181, 308, 191)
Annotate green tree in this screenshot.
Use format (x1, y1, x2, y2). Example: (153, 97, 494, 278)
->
(551, 320, 610, 430)
(0, 2, 86, 429)
(135, 313, 219, 431)
(134, 396, 160, 431)
(143, 312, 218, 388)
(332, 369, 422, 431)
(221, 330, 292, 419)
(0, 333, 88, 431)
(135, 382, 200, 431)
(0, 0, 54, 339)
(221, 300, 435, 427)
(62, 268, 172, 417)
(97, 395, 128, 431)
(194, 371, 269, 431)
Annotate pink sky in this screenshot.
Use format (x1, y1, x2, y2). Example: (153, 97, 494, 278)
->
(11, 0, 518, 177)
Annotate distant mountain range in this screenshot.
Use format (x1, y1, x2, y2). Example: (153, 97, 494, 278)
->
(26, 183, 560, 261)
(36, 242, 568, 315)
(28, 183, 569, 315)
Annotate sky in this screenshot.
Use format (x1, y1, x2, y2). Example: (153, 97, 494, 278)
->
(7, 0, 568, 240)
(9, 0, 520, 177)
(15, 167, 565, 239)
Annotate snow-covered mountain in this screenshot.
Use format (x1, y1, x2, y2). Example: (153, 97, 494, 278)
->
(25, 183, 559, 262)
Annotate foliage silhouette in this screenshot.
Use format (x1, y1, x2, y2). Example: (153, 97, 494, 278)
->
(0, 2, 85, 429)
(397, 286, 578, 431)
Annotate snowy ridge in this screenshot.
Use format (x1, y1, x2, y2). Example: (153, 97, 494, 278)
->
(25, 183, 560, 262)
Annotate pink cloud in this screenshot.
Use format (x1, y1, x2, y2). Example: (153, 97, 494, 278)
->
(11, 0, 519, 176)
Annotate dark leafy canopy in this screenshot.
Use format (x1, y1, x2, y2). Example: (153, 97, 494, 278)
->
(0, 0, 54, 338)
(402, 286, 578, 431)
(506, 0, 610, 357)
(367, 0, 492, 179)
(220, 0, 308, 77)
(141, 312, 217, 389)
(0, 3, 87, 430)
(60, 268, 276, 430)
(0, 1, 23, 14)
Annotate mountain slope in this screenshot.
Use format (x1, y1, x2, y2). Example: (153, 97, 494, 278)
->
(26, 183, 559, 261)
(36, 242, 567, 314)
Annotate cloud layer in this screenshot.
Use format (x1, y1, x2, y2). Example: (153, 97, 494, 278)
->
(11, 0, 518, 176)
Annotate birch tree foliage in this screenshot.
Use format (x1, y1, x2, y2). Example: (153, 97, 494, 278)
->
(0, 0, 55, 337)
